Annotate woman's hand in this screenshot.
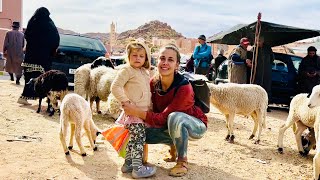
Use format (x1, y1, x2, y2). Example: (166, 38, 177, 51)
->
(307, 72, 316, 77)
(122, 103, 147, 120)
(3, 50, 7, 58)
(246, 59, 252, 67)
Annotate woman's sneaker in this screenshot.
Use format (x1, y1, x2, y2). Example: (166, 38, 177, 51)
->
(121, 163, 133, 173)
(132, 165, 156, 179)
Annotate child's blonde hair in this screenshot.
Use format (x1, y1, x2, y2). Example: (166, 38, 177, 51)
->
(126, 40, 151, 69)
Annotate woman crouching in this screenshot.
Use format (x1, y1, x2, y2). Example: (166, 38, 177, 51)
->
(122, 44, 207, 177)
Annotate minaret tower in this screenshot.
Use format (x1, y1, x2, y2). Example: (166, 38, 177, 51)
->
(109, 22, 116, 52)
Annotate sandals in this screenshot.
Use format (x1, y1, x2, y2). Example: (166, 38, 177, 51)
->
(163, 145, 177, 162)
(169, 161, 188, 177)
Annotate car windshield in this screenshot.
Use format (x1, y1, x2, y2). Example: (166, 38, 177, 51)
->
(60, 34, 106, 52)
(291, 56, 302, 72)
(272, 60, 288, 72)
(180, 54, 190, 64)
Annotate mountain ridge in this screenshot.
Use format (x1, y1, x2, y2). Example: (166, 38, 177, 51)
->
(57, 20, 185, 46)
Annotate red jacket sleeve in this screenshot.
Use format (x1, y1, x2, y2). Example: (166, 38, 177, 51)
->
(145, 84, 194, 127)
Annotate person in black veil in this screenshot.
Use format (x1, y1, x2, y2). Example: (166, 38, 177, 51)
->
(17, 7, 60, 105)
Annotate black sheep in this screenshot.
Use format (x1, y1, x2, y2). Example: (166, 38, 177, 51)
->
(27, 70, 68, 116)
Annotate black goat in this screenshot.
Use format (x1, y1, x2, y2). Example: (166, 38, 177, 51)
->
(28, 70, 68, 116)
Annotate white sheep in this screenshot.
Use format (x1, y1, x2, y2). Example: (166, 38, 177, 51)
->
(74, 56, 114, 100)
(89, 66, 116, 114)
(207, 82, 268, 144)
(59, 93, 101, 156)
(74, 63, 91, 99)
(96, 68, 118, 103)
(277, 93, 319, 156)
(105, 93, 122, 119)
(306, 85, 320, 180)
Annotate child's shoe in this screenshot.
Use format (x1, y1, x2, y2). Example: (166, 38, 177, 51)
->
(121, 163, 133, 173)
(132, 165, 156, 179)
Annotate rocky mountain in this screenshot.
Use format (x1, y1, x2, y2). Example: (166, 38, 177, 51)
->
(83, 32, 109, 44)
(117, 20, 184, 42)
(57, 27, 78, 35)
(57, 20, 184, 46)
(57, 27, 110, 43)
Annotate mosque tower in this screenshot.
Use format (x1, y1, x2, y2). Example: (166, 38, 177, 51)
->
(109, 22, 117, 53)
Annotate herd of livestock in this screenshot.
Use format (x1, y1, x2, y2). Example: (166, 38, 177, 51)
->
(28, 57, 320, 179)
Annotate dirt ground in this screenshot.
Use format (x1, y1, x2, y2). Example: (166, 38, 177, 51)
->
(0, 79, 315, 180)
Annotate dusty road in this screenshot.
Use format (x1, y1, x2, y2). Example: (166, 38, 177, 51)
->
(0, 78, 315, 180)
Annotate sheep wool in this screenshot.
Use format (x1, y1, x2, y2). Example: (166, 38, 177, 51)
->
(207, 82, 268, 144)
(278, 93, 320, 155)
(74, 63, 91, 99)
(305, 85, 320, 180)
(59, 93, 101, 156)
(96, 68, 118, 101)
(106, 93, 122, 120)
(89, 66, 113, 98)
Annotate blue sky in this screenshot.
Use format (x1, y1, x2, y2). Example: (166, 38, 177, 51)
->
(23, 0, 320, 38)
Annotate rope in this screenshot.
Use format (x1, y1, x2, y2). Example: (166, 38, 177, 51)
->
(250, 12, 262, 84)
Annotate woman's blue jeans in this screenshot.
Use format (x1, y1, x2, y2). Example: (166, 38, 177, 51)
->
(145, 112, 207, 161)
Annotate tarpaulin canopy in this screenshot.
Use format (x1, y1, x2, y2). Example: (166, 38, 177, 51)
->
(207, 21, 320, 47)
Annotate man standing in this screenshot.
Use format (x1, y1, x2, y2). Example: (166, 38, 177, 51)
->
(248, 36, 274, 111)
(193, 35, 213, 75)
(214, 49, 227, 79)
(3, 21, 24, 85)
(229, 37, 251, 84)
(297, 46, 320, 94)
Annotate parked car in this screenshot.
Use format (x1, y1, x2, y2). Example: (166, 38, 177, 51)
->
(214, 52, 303, 105)
(178, 54, 190, 72)
(51, 34, 107, 88)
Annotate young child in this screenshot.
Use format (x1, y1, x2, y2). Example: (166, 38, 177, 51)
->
(111, 40, 156, 178)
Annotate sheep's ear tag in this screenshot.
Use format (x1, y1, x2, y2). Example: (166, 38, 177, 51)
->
(307, 93, 311, 98)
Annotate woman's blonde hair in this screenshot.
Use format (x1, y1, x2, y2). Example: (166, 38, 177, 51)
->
(126, 41, 151, 69)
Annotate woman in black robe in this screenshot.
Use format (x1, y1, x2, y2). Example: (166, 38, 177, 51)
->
(17, 7, 60, 105)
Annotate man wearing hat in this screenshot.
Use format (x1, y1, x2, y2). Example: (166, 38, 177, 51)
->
(297, 46, 320, 93)
(3, 21, 24, 85)
(228, 37, 251, 84)
(193, 35, 213, 75)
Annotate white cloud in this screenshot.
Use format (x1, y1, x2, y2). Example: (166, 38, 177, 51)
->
(23, 0, 320, 38)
